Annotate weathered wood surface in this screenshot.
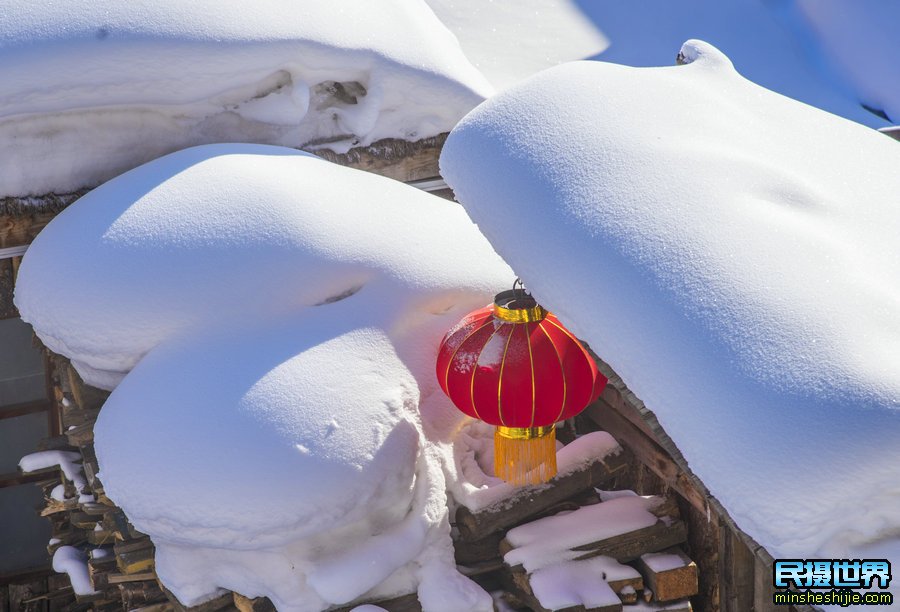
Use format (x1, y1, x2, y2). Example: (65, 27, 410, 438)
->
(332, 593, 422, 612)
(583, 401, 707, 516)
(455, 447, 629, 542)
(115, 538, 155, 575)
(0, 257, 18, 319)
(232, 593, 275, 612)
(636, 548, 698, 603)
(160, 585, 234, 612)
(454, 529, 503, 567)
(65, 365, 109, 413)
(313, 134, 445, 184)
(120, 580, 166, 609)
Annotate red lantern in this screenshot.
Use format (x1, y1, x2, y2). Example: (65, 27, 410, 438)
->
(436, 286, 607, 485)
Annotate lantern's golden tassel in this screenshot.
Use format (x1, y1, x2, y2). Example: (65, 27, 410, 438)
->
(494, 425, 557, 485)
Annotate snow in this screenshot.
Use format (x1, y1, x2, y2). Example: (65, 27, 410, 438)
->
(449, 427, 621, 512)
(642, 552, 686, 573)
(50, 484, 66, 502)
(441, 38, 900, 568)
(785, 0, 900, 122)
(529, 556, 641, 611)
(504, 496, 664, 572)
(0, 1, 491, 198)
(52, 546, 96, 596)
(17, 145, 514, 611)
(16, 144, 510, 392)
(19, 450, 86, 493)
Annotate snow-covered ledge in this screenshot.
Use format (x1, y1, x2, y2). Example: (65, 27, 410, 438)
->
(0, 1, 490, 199)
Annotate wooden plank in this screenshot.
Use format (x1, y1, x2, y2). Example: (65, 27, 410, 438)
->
(583, 402, 709, 515)
(636, 547, 698, 602)
(753, 549, 778, 612)
(60, 408, 99, 430)
(454, 531, 503, 566)
(78, 444, 102, 494)
(0, 258, 17, 319)
(119, 581, 166, 610)
(86, 528, 117, 547)
(0, 206, 76, 249)
(65, 365, 109, 413)
(64, 422, 93, 447)
(569, 519, 688, 565)
(131, 604, 175, 612)
(114, 539, 155, 575)
(88, 556, 117, 590)
(37, 435, 76, 452)
(455, 447, 629, 541)
(0, 467, 59, 487)
(719, 526, 754, 612)
(0, 399, 50, 420)
(108, 573, 157, 585)
(232, 594, 275, 612)
(331, 593, 422, 612)
(8, 578, 48, 612)
(313, 135, 445, 183)
(44, 352, 63, 439)
(159, 584, 235, 612)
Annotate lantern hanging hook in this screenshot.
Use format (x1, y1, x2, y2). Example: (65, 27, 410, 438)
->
(513, 277, 528, 300)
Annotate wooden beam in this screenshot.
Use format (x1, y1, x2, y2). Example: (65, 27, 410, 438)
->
(583, 402, 708, 514)
(233, 593, 275, 612)
(455, 447, 629, 541)
(636, 548, 698, 602)
(313, 134, 445, 184)
(0, 399, 50, 420)
(114, 539, 155, 575)
(0, 467, 59, 488)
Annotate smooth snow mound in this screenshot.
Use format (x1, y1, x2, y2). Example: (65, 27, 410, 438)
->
(441, 40, 900, 563)
(17, 145, 511, 611)
(15, 144, 508, 391)
(0, 0, 491, 197)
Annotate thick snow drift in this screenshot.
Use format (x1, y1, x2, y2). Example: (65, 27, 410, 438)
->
(15, 145, 508, 391)
(16, 145, 514, 610)
(441, 41, 900, 565)
(0, 0, 490, 198)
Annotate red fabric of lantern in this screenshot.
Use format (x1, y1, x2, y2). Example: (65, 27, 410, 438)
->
(436, 290, 607, 484)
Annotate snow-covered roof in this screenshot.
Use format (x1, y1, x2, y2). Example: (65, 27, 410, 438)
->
(0, 0, 491, 198)
(441, 40, 900, 567)
(15, 144, 514, 609)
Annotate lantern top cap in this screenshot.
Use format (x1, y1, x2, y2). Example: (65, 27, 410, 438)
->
(493, 288, 547, 323)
